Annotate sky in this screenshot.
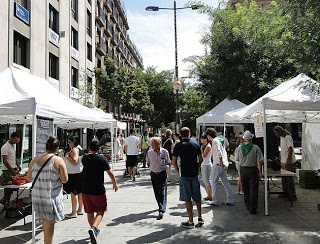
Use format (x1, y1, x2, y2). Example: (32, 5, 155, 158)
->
(122, 0, 220, 79)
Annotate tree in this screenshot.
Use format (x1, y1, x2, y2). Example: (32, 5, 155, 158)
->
(187, 0, 296, 107)
(180, 85, 209, 132)
(284, 0, 320, 80)
(143, 67, 176, 128)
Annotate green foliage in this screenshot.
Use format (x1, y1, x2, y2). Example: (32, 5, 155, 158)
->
(95, 58, 153, 119)
(143, 67, 176, 128)
(180, 85, 209, 132)
(188, 0, 297, 107)
(284, 0, 320, 80)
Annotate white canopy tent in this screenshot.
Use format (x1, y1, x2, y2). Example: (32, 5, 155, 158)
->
(0, 67, 114, 243)
(196, 98, 251, 137)
(225, 73, 320, 215)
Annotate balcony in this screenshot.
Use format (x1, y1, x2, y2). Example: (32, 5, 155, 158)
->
(111, 7, 119, 23)
(96, 37, 107, 56)
(96, 6, 106, 27)
(106, 20, 113, 37)
(117, 40, 123, 52)
(104, 0, 112, 13)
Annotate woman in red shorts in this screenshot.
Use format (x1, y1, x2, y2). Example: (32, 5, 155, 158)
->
(81, 140, 118, 244)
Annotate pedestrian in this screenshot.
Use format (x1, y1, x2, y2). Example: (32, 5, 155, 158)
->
(119, 133, 125, 160)
(147, 137, 170, 220)
(173, 132, 181, 182)
(141, 131, 150, 168)
(124, 129, 141, 181)
(234, 142, 244, 195)
(0, 132, 21, 206)
(273, 125, 297, 201)
(205, 128, 234, 206)
(27, 136, 68, 244)
(172, 127, 204, 228)
(162, 129, 173, 182)
(113, 135, 121, 162)
(81, 139, 118, 244)
(64, 136, 83, 218)
(235, 130, 263, 215)
(200, 134, 213, 201)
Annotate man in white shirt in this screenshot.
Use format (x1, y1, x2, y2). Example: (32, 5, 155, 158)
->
(124, 129, 141, 181)
(273, 125, 297, 201)
(205, 128, 234, 206)
(0, 132, 21, 205)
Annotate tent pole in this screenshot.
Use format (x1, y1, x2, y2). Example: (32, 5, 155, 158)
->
(111, 124, 114, 170)
(262, 105, 269, 216)
(20, 123, 26, 170)
(223, 121, 226, 138)
(31, 115, 37, 244)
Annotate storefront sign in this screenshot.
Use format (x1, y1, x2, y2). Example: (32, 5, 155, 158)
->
(14, 2, 29, 25)
(49, 29, 60, 47)
(254, 113, 264, 138)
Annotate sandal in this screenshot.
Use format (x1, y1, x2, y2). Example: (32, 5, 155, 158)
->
(77, 212, 84, 215)
(65, 213, 77, 218)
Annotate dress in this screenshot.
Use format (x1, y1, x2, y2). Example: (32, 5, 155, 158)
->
(31, 156, 64, 222)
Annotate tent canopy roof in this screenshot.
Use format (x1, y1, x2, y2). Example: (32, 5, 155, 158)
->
(0, 67, 113, 124)
(196, 98, 248, 125)
(225, 73, 320, 123)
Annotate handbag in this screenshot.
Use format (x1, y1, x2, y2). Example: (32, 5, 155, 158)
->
(30, 155, 54, 193)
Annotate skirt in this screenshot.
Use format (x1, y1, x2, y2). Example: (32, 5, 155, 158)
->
(63, 173, 82, 195)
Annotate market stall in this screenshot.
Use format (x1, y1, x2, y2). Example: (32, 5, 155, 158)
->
(225, 73, 320, 215)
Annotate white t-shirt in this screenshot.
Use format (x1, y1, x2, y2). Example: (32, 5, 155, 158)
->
(125, 136, 140, 155)
(1, 141, 17, 170)
(280, 135, 296, 164)
(212, 138, 229, 167)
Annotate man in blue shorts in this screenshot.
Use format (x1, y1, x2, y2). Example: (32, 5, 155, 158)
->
(172, 127, 204, 228)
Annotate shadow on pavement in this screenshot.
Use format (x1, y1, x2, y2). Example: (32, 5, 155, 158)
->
(107, 209, 157, 226)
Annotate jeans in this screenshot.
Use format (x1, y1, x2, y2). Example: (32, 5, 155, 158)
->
(212, 164, 234, 204)
(142, 148, 149, 167)
(240, 167, 259, 212)
(150, 170, 167, 213)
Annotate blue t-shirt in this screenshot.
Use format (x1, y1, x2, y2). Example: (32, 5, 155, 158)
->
(173, 138, 201, 177)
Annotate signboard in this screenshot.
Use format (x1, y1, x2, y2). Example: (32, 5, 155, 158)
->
(14, 2, 29, 25)
(70, 86, 79, 99)
(36, 118, 53, 155)
(49, 29, 60, 47)
(71, 47, 79, 61)
(254, 113, 264, 138)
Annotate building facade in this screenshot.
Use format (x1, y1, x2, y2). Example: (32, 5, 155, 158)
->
(228, 0, 276, 8)
(0, 0, 96, 105)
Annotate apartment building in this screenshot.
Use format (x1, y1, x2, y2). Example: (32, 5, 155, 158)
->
(0, 0, 96, 104)
(95, 0, 143, 70)
(94, 0, 144, 132)
(228, 0, 276, 8)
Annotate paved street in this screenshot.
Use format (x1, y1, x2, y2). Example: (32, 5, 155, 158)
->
(0, 160, 320, 244)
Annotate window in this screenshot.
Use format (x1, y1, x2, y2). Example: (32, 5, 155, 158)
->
(49, 5, 59, 33)
(87, 77, 92, 94)
(71, 0, 78, 21)
(87, 0, 91, 5)
(15, 0, 28, 9)
(87, 43, 92, 61)
(71, 27, 78, 49)
(87, 10, 92, 37)
(49, 53, 59, 79)
(13, 31, 29, 68)
(97, 58, 101, 68)
(71, 67, 78, 88)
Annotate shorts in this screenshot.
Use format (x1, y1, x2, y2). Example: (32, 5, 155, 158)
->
(201, 164, 212, 187)
(82, 193, 108, 214)
(179, 176, 202, 202)
(63, 173, 82, 195)
(126, 155, 138, 167)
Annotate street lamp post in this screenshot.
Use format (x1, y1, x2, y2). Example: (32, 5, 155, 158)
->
(146, 2, 202, 132)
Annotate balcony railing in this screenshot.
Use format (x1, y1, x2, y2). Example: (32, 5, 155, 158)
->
(106, 20, 113, 37)
(104, 0, 112, 13)
(96, 36, 107, 56)
(96, 5, 106, 27)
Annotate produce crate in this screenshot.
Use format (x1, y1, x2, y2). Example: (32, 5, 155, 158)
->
(299, 170, 317, 189)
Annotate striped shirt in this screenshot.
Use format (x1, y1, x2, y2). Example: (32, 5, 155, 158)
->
(31, 156, 64, 222)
